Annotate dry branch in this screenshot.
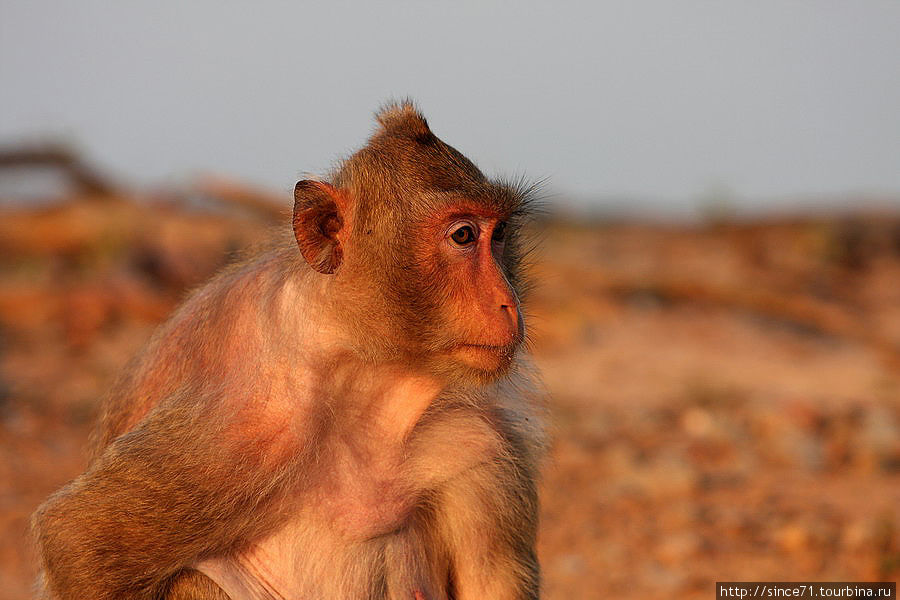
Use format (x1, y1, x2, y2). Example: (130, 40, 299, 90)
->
(191, 175, 289, 223)
(0, 144, 117, 196)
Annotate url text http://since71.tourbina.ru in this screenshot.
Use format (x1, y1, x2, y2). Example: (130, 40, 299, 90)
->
(716, 582, 896, 599)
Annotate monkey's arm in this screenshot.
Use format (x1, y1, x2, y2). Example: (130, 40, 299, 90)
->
(33, 400, 298, 600)
(439, 455, 541, 600)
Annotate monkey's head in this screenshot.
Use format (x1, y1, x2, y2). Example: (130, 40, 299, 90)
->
(292, 102, 535, 384)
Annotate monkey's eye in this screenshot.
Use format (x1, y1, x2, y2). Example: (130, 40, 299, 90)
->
(449, 224, 478, 247)
(492, 221, 507, 243)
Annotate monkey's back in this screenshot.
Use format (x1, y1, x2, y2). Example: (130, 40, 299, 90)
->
(89, 249, 297, 458)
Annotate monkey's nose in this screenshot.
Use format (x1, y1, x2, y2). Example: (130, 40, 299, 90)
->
(500, 303, 520, 341)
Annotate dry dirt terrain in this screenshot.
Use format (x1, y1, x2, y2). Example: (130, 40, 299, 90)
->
(1, 188, 898, 599)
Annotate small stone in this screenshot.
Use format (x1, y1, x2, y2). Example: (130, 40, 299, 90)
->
(775, 523, 808, 553)
(681, 407, 715, 437)
(656, 532, 700, 565)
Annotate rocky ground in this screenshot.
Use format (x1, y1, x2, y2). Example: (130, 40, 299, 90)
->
(0, 191, 898, 599)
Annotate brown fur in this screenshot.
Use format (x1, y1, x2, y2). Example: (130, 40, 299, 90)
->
(33, 101, 546, 600)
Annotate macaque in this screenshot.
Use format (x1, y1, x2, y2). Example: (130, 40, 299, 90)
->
(33, 102, 546, 600)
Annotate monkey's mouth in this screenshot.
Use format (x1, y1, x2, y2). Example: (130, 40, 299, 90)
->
(453, 343, 518, 371)
(460, 343, 514, 354)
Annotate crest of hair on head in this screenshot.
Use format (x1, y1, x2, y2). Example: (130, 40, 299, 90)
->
(375, 100, 432, 139)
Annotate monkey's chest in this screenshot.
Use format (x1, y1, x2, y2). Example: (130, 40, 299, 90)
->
(198, 509, 443, 600)
(311, 463, 419, 539)
(196, 414, 503, 600)
(196, 473, 446, 600)
(313, 408, 502, 539)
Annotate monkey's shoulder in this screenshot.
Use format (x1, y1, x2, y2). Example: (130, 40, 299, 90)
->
(405, 406, 504, 482)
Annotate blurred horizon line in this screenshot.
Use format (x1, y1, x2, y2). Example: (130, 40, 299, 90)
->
(2, 137, 899, 223)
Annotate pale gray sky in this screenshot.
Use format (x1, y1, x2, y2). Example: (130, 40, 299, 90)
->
(2, 1, 899, 213)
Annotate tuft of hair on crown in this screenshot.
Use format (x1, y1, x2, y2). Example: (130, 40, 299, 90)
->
(374, 100, 432, 140)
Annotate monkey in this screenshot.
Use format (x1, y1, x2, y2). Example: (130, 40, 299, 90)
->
(33, 101, 546, 600)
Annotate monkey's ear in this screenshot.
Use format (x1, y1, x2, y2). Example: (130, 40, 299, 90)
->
(292, 180, 345, 274)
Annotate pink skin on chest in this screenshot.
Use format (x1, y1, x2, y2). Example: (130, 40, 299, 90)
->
(197, 402, 502, 600)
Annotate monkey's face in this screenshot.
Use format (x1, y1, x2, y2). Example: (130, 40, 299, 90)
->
(293, 179, 532, 385)
(386, 200, 526, 383)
